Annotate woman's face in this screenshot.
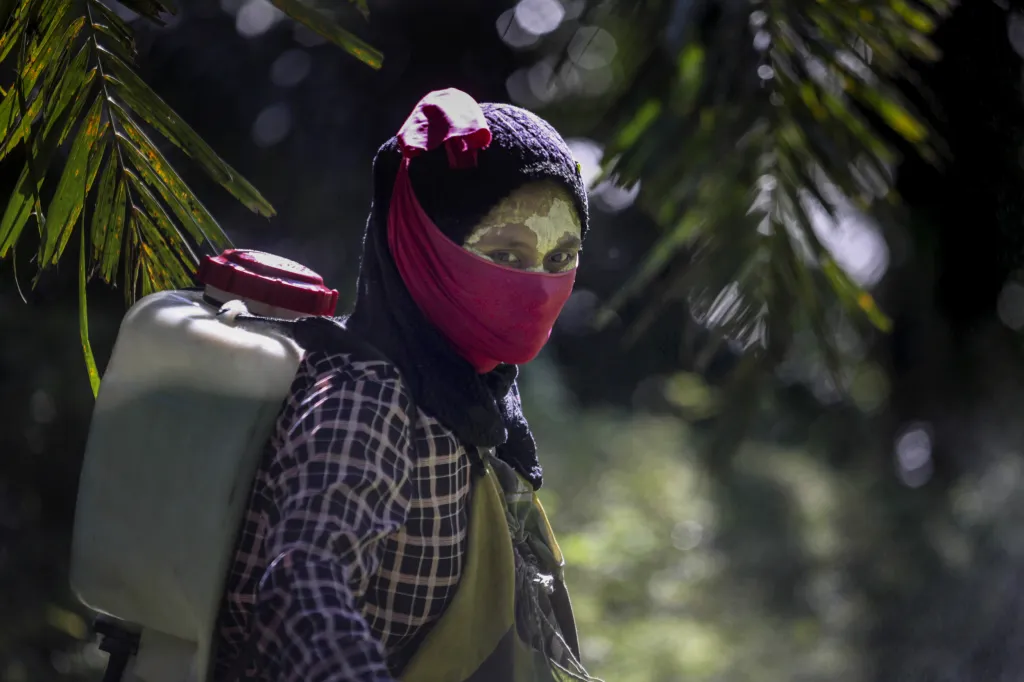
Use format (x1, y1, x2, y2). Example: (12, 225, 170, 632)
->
(463, 181, 582, 273)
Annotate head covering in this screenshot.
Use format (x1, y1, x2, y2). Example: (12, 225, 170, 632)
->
(345, 91, 588, 488)
(387, 90, 578, 374)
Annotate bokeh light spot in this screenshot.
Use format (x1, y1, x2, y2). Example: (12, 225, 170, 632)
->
(236, 0, 282, 39)
(997, 280, 1024, 330)
(895, 424, 933, 488)
(496, 9, 540, 49)
(271, 49, 312, 87)
(568, 26, 617, 70)
(514, 0, 565, 37)
(252, 103, 292, 147)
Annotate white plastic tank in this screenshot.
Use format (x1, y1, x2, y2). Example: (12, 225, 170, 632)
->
(70, 249, 339, 682)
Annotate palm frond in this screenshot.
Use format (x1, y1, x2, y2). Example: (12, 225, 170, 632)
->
(0, 0, 273, 394)
(270, 0, 382, 69)
(0, 0, 380, 396)
(576, 0, 951, 382)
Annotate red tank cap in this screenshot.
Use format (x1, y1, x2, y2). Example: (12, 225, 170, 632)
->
(197, 249, 339, 316)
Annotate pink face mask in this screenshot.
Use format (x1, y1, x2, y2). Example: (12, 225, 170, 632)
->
(387, 89, 577, 373)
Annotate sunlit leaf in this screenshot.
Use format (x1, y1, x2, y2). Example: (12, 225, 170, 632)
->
(99, 179, 128, 284)
(821, 258, 892, 332)
(90, 150, 117, 265)
(0, 165, 34, 258)
(131, 206, 181, 294)
(100, 48, 275, 216)
(0, 14, 84, 157)
(0, 58, 98, 262)
(87, 0, 138, 60)
(40, 55, 98, 148)
(0, 0, 34, 65)
(610, 99, 662, 157)
(39, 98, 105, 266)
(126, 170, 199, 278)
(23, 0, 74, 77)
(866, 90, 928, 144)
(672, 44, 704, 112)
(115, 110, 228, 250)
(46, 128, 109, 268)
(270, 0, 383, 69)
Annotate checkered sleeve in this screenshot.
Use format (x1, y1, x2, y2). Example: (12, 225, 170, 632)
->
(249, 352, 415, 682)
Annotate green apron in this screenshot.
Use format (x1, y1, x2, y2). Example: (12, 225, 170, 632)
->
(398, 452, 599, 682)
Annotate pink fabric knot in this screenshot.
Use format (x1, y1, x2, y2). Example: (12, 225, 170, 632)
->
(396, 88, 492, 169)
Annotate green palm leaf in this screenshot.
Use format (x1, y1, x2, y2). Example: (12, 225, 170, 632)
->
(0, 0, 380, 396)
(270, 0, 382, 69)
(577, 0, 951, 385)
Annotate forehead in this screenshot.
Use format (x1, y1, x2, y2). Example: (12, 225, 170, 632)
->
(477, 181, 582, 233)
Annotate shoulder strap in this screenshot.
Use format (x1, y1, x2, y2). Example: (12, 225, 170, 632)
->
(228, 313, 389, 361)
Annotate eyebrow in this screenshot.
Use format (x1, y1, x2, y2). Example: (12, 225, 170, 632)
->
(474, 233, 581, 251)
(494, 239, 537, 251)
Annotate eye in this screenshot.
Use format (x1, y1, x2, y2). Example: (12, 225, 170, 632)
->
(546, 250, 578, 268)
(490, 251, 521, 265)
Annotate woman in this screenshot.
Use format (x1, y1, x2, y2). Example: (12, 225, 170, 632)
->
(214, 89, 596, 682)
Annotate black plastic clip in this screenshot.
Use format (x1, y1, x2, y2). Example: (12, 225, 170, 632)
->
(95, 618, 141, 682)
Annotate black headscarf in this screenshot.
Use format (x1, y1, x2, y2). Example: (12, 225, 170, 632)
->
(343, 102, 589, 489)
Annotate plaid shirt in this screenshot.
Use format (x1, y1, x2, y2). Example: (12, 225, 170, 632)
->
(214, 350, 475, 682)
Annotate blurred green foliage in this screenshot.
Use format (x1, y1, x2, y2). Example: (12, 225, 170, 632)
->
(522, 348, 1024, 682)
(545, 0, 951, 369)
